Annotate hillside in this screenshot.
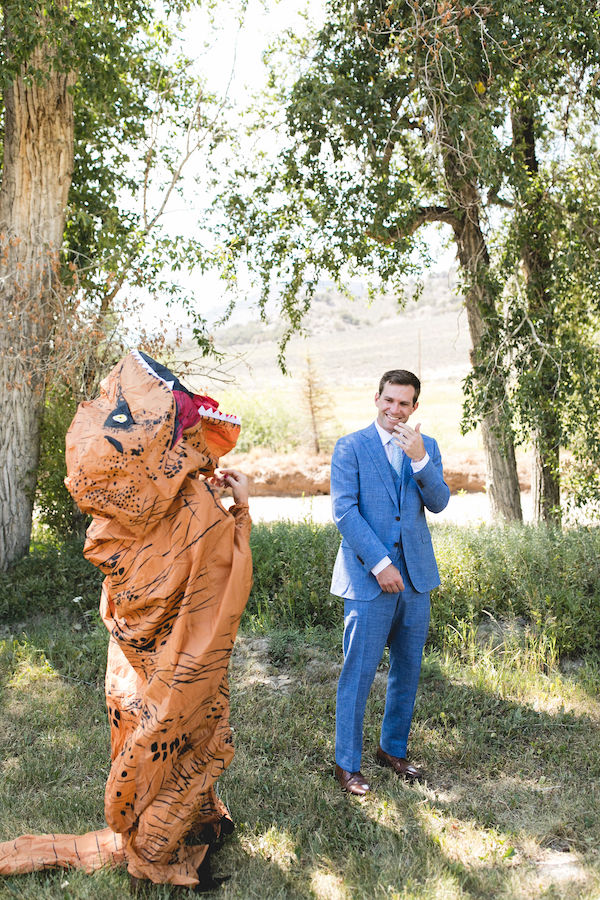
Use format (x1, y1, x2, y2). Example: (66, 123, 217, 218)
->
(172, 271, 532, 496)
(203, 271, 471, 394)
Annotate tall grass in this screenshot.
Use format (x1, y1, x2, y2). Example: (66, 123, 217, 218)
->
(432, 524, 600, 657)
(248, 521, 600, 660)
(248, 520, 340, 629)
(2, 523, 600, 663)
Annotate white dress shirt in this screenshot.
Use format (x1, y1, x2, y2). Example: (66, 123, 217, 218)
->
(371, 420, 430, 577)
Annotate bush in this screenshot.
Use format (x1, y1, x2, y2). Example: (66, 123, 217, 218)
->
(36, 385, 89, 538)
(220, 390, 301, 453)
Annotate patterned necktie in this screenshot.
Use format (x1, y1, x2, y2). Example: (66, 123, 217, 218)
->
(390, 440, 404, 478)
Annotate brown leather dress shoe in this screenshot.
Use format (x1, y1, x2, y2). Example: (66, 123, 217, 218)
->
(376, 746, 424, 782)
(335, 764, 370, 796)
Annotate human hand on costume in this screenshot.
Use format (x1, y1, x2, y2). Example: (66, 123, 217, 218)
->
(393, 422, 426, 462)
(211, 468, 249, 505)
(376, 563, 405, 593)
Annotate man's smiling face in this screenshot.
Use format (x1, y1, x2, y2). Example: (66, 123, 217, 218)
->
(374, 382, 418, 433)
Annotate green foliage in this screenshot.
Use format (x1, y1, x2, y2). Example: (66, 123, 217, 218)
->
(216, 0, 600, 515)
(493, 146, 600, 508)
(247, 520, 340, 629)
(222, 390, 301, 453)
(247, 521, 600, 658)
(63, 3, 228, 353)
(431, 524, 600, 657)
(36, 385, 89, 539)
(2, 608, 109, 689)
(1, 0, 228, 358)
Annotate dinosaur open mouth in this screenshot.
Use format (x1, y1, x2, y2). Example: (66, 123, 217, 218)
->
(132, 349, 240, 445)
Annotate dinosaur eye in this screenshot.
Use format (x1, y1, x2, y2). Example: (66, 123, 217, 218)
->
(104, 398, 135, 429)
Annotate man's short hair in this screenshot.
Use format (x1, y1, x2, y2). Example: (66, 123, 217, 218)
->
(378, 369, 421, 402)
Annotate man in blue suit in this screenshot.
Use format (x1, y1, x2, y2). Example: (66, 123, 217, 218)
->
(330, 369, 449, 795)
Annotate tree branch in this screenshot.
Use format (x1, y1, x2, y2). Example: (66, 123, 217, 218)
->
(487, 186, 513, 209)
(367, 205, 458, 244)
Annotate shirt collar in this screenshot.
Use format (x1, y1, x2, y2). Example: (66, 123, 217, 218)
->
(374, 419, 394, 445)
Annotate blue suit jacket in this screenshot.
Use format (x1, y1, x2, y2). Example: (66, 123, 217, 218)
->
(330, 423, 450, 599)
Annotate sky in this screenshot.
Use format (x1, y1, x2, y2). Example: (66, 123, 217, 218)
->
(135, 0, 321, 332)
(137, 0, 456, 336)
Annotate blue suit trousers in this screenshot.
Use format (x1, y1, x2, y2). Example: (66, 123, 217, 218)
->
(335, 554, 430, 773)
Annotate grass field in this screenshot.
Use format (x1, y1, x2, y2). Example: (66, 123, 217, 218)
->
(0, 617, 599, 899)
(1, 524, 600, 899)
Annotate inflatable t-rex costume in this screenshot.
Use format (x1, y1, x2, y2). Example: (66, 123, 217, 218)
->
(0, 351, 252, 889)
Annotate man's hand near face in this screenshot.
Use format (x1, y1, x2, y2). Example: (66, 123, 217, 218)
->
(393, 422, 426, 462)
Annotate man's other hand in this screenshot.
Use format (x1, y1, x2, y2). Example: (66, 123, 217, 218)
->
(376, 563, 405, 593)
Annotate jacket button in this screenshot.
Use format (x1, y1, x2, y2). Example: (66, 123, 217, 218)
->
(394, 542, 399, 547)
(395, 516, 400, 521)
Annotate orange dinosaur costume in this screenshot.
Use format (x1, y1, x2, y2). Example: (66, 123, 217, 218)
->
(0, 351, 252, 889)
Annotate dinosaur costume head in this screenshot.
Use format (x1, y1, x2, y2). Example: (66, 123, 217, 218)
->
(65, 350, 241, 534)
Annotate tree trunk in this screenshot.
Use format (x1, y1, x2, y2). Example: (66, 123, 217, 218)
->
(532, 429, 560, 522)
(0, 27, 76, 569)
(512, 104, 561, 524)
(527, 352, 561, 524)
(449, 180, 523, 523)
(479, 416, 523, 524)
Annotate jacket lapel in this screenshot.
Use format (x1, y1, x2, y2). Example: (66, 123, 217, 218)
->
(361, 424, 398, 506)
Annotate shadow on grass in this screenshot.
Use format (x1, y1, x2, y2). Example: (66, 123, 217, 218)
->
(220, 657, 600, 898)
(1, 624, 600, 898)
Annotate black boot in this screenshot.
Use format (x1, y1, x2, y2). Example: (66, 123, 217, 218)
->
(185, 815, 235, 852)
(192, 852, 230, 894)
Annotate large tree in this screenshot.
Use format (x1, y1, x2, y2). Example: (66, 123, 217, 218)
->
(488, 130, 600, 521)
(217, 0, 600, 523)
(0, 0, 222, 569)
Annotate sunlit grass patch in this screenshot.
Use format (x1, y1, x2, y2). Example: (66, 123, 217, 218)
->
(4, 638, 57, 686)
(418, 802, 520, 868)
(310, 866, 351, 900)
(239, 824, 299, 870)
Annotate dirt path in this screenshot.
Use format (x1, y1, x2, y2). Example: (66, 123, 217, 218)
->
(225, 448, 532, 497)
